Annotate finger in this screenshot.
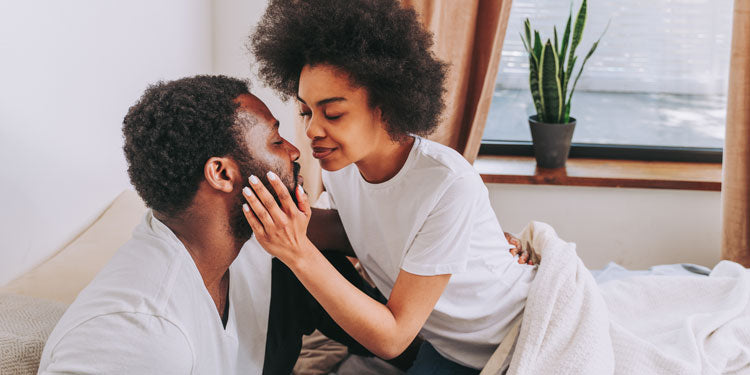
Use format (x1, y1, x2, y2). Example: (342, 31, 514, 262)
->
(266, 171, 297, 214)
(242, 203, 266, 237)
(296, 184, 311, 217)
(518, 252, 529, 264)
(511, 238, 522, 250)
(248, 175, 288, 226)
(243, 185, 276, 229)
(509, 246, 519, 256)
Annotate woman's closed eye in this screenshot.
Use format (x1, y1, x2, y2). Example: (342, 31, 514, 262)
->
(299, 111, 342, 121)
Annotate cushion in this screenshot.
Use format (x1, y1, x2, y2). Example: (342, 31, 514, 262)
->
(0, 190, 146, 304)
(0, 294, 67, 374)
(293, 330, 349, 375)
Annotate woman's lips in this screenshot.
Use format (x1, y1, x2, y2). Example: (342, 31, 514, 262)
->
(312, 147, 336, 159)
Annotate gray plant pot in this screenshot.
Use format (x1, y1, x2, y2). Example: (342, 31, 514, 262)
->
(528, 115, 577, 169)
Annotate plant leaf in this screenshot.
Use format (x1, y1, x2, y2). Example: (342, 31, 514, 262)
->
(528, 51, 544, 118)
(529, 54, 543, 118)
(560, 6, 573, 66)
(534, 31, 543, 62)
(554, 26, 559, 56)
(524, 19, 533, 50)
(520, 32, 530, 53)
(522, 19, 544, 118)
(569, 0, 588, 58)
(540, 40, 563, 123)
(559, 7, 573, 109)
(566, 0, 587, 94)
(567, 20, 609, 120)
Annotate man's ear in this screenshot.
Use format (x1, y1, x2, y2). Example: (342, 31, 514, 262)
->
(204, 157, 239, 193)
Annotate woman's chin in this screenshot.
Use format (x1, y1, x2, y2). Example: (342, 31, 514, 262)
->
(318, 158, 349, 172)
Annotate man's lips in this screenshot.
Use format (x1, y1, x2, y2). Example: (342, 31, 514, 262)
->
(312, 147, 337, 159)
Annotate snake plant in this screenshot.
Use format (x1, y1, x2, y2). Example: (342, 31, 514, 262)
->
(521, 0, 608, 124)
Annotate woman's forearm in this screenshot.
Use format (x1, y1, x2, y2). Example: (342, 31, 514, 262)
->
(289, 240, 413, 359)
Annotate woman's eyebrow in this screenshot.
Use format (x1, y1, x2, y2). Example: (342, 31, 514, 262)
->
(296, 95, 347, 107)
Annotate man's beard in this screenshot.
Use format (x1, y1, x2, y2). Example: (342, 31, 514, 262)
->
(229, 154, 300, 242)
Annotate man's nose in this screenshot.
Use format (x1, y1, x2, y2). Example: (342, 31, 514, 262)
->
(285, 139, 300, 162)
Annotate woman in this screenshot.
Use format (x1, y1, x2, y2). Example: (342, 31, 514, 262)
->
(244, 0, 536, 373)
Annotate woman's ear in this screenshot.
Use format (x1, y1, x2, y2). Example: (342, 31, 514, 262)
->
(204, 157, 237, 193)
(374, 106, 384, 123)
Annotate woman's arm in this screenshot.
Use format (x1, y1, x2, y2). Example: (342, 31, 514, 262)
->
(242, 172, 447, 358)
(291, 249, 448, 359)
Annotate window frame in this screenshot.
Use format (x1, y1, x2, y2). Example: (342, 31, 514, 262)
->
(484, 0, 732, 165)
(479, 140, 723, 164)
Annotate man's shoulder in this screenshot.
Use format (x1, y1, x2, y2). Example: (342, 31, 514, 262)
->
(47, 226, 198, 346)
(39, 311, 193, 374)
(39, 230, 199, 373)
(81, 230, 193, 310)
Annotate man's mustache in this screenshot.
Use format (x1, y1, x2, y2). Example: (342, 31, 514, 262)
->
(292, 162, 301, 185)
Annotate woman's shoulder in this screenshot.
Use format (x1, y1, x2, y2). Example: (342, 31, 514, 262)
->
(413, 137, 477, 180)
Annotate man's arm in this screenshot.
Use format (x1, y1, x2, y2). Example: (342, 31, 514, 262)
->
(40, 313, 192, 375)
(307, 208, 356, 257)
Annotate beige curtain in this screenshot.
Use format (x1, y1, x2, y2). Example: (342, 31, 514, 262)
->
(298, 0, 513, 201)
(721, 0, 750, 267)
(402, 0, 512, 162)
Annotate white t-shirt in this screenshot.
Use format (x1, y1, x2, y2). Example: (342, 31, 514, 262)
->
(38, 211, 273, 374)
(322, 136, 536, 369)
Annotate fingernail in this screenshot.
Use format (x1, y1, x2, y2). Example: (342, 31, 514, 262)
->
(249, 175, 259, 184)
(267, 171, 278, 181)
(243, 186, 252, 196)
(242, 203, 249, 212)
(298, 184, 305, 195)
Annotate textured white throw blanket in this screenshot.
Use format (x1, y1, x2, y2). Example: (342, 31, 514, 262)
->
(490, 221, 750, 375)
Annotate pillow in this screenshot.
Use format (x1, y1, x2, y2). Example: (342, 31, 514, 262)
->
(0, 294, 67, 375)
(0, 190, 146, 304)
(293, 330, 349, 375)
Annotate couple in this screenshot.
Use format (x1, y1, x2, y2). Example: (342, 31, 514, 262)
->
(39, 0, 536, 374)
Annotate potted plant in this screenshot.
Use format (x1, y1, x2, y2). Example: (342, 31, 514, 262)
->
(521, 0, 607, 168)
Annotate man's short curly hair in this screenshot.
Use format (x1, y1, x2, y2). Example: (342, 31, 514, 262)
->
(250, 0, 448, 141)
(123, 75, 250, 216)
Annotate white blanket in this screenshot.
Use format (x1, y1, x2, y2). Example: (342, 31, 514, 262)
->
(491, 221, 750, 375)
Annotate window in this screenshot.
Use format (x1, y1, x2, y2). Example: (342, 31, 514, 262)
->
(482, 0, 734, 162)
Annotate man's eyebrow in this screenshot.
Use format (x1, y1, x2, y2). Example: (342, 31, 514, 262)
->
(296, 95, 347, 107)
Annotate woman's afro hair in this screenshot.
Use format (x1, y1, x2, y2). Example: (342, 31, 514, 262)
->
(122, 75, 250, 216)
(250, 0, 448, 141)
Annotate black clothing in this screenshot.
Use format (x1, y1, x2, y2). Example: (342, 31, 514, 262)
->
(261, 252, 386, 375)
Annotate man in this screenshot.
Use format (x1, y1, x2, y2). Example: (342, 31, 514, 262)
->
(38, 75, 382, 374)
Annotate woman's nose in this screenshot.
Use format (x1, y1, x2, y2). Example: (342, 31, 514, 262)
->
(305, 115, 325, 140)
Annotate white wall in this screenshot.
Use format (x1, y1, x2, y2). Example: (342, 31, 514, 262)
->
(0, 0, 213, 285)
(212, 0, 297, 141)
(487, 183, 722, 270)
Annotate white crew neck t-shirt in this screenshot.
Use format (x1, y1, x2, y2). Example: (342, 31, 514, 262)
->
(38, 211, 273, 374)
(322, 136, 537, 369)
